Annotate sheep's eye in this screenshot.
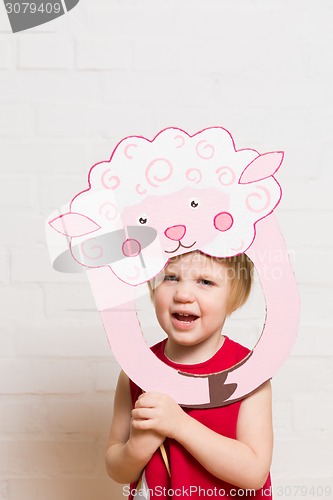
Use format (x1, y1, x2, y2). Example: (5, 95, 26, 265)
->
(190, 198, 200, 209)
(138, 215, 148, 225)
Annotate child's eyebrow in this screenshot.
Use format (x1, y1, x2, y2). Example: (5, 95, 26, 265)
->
(197, 273, 216, 281)
(164, 264, 178, 273)
(197, 268, 225, 282)
(164, 269, 178, 275)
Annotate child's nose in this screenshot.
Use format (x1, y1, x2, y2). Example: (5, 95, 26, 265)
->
(174, 284, 194, 302)
(164, 225, 186, 241)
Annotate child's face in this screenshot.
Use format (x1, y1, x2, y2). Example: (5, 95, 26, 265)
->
(153, 252, 230, 350)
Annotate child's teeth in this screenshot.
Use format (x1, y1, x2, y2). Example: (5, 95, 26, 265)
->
(174, 312, 197, 322)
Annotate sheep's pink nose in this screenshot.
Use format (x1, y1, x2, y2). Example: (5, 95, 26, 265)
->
(164, 225, 186, 241)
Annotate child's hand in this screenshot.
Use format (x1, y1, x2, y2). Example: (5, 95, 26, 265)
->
(128, 423, 166, 461)
(131, 392, 188, 440)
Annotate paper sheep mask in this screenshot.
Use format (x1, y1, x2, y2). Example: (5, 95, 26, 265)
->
(47, 127, 300, 408)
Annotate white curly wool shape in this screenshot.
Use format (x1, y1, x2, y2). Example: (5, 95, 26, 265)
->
(51, 127, 282, 285)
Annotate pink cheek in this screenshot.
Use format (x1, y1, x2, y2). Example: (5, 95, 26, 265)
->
(122, 239, 141, 257)
(214, 212, 234, 232)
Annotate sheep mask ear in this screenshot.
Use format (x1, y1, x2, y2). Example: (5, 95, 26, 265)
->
(46, 127, 300, 408)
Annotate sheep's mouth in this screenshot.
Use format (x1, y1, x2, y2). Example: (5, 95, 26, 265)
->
(165, 240, 196, 254)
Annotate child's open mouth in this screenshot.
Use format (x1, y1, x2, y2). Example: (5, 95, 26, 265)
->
(172, 312, 199, 324)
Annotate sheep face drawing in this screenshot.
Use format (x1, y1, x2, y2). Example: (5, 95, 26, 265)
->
(48, 127, 299, 407)
(50, 127, 282, 285)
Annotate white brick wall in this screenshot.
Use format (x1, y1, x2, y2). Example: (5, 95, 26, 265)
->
(1, 1, 332, 499)
(0, 36, 11, 69)
(18, 35, 75, 69)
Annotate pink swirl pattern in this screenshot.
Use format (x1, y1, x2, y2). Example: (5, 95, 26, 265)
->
(245, 186, 271, 213)
(124, 143, 138, 159)
(101, 170, 120, 190)
(230, 239, 245, 252)
(145, 158, 173, 187)
(124, 265, 141, 281)
(185, 168, 202, 184)
(196, 140, 215, 160)
(80, 239, 104, 260)
(174, 135, 186, 148)
(216, 166, 236, 186)
(136, 184, 147, 195)
(99, 202, 118, 221)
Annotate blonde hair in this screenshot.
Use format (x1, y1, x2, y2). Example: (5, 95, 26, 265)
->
(148, 252, 254, 316)
(219, 253, 254, 315)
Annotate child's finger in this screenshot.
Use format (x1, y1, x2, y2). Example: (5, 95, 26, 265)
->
(131, 418, 154, 431)
(132, 408, 154, 420)
(138, 391, 164, 400)
(135, 394, 158, 408)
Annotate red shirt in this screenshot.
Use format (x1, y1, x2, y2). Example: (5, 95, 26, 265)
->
(129, 336, 272, 499)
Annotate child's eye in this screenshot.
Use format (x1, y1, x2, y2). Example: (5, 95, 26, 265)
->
(164, 275, 178, 282)
(198, 279, 214, 286)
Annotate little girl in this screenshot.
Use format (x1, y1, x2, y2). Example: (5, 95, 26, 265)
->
(105, 251, 273, 499)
